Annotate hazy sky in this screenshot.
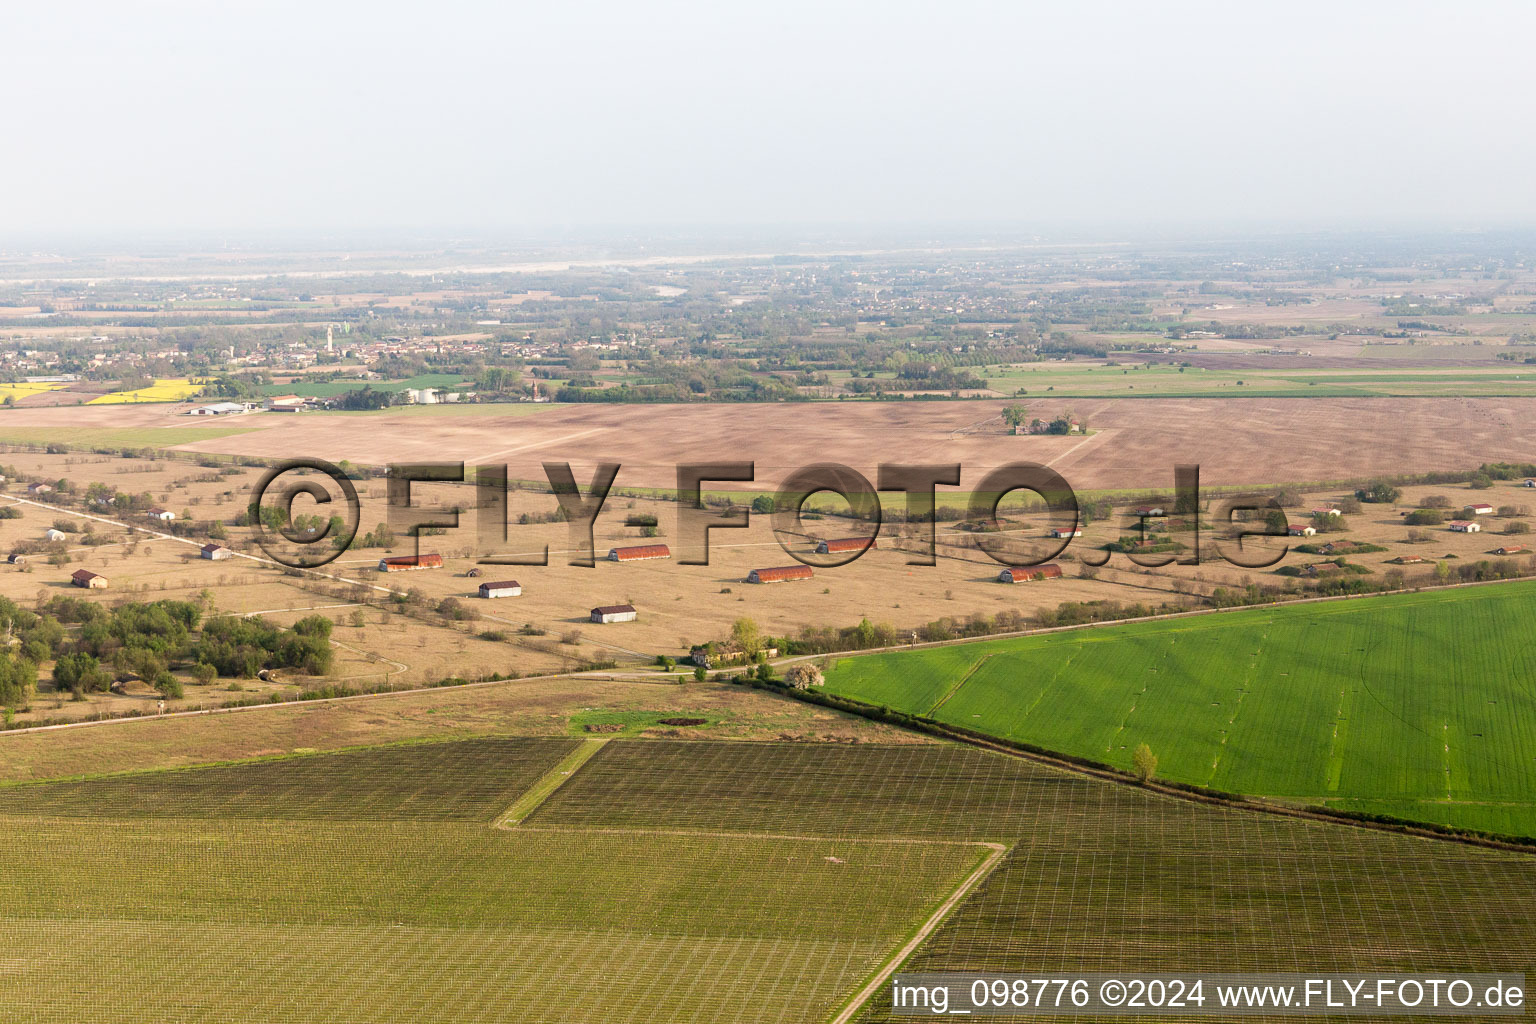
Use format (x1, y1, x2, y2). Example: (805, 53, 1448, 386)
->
(6, 1, 1536, 240)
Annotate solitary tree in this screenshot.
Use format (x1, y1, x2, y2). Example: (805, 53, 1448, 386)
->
(730, 617, 763, 658)
(1001, 403, 1029, 434)
(1132, 743, 1158, 783)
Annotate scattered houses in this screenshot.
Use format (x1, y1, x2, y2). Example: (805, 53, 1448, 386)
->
(1491, 545, 1529, 556)
(1047, 526, 1082, 539)
(689, 643, 780, 668)
(378, 553, 444, 572)
(815, 537, 875, 554)
(1134, 506, 1165, 517)
(145, 508, 176, 522)
(25, 482, 52, 495)
(70, 569, 108, 589)
(1467, 503, 1495, 516)
(590, 604, 638, 624)
(477, 580, 522, 599)
(200, 543, 233, 560)
(998, 564, 1064, 583)
(1449, 520, 1480, 533)
(1311, 506, 1342, 517)
(1389, 554, 1426, 564)
(746, 565, 815, 584)
(607, 543, 671, 562)
(264, 394, 305, 411)
(1287, 523, 1317, 537)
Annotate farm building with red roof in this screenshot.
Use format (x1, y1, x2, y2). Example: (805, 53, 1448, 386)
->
(815, 538, 876, 554)
(378, 553, 444, 571)
(997, 564, 1063, 583)
(607, 544, 671, 562)
(747, 565, 814, 584)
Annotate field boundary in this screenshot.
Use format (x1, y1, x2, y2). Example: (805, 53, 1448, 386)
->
(828, 840, 1009, 1024)
(771, 574, 1536, 671)
(770, 681, 1536, 856)
(495, 738, 610, 827)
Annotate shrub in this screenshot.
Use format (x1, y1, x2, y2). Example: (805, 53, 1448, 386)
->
(784, 664, 824, 690)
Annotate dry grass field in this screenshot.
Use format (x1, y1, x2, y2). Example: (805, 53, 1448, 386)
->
(160, 396, 1536, 492)
(2, 441, 1531, 727)
(6, 395, 1534, 491)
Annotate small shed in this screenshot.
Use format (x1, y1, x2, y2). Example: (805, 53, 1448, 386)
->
(1449, 520, 1480, 533)
(43, 528, 66, 542)
(26, 482, 52, 495)
(201, 543, 233, 560)
(7, 553, 25, 565)
(146, 508, 176, 522)
(1048, 527, 1082, 539)
(71, 569, 108, 589)
(591, 604, 637, 624)
(478, 580, 522, 599)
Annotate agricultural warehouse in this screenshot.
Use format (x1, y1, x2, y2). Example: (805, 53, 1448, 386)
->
(998, 564, 1063, 583)
(378, 553, 444, 571)
(607, 544, 670, 561)
(747, 565, 815, 584)
(591, 604, 637, 623)
(815, 537, 876, 554)
(478, 580, 522, 598)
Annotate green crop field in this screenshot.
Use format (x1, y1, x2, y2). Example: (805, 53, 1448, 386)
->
(0, 733, 1533, 1022)
(857, 800, 1536, 1022)
(0, 735, 984, 1024)
(822, 582, 1536, 838)
(0, 424, 256, 449)
(970, 362, 1536, 399)
(535, 740, 1536, 1022)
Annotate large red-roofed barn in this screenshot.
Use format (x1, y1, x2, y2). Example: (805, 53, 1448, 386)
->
(815, 538, 876, 554)
(608, 544, 671, 562)
(997, 564, 1063, 583)
(747, 565, 815, 584)
(378, 553, 444, 572)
